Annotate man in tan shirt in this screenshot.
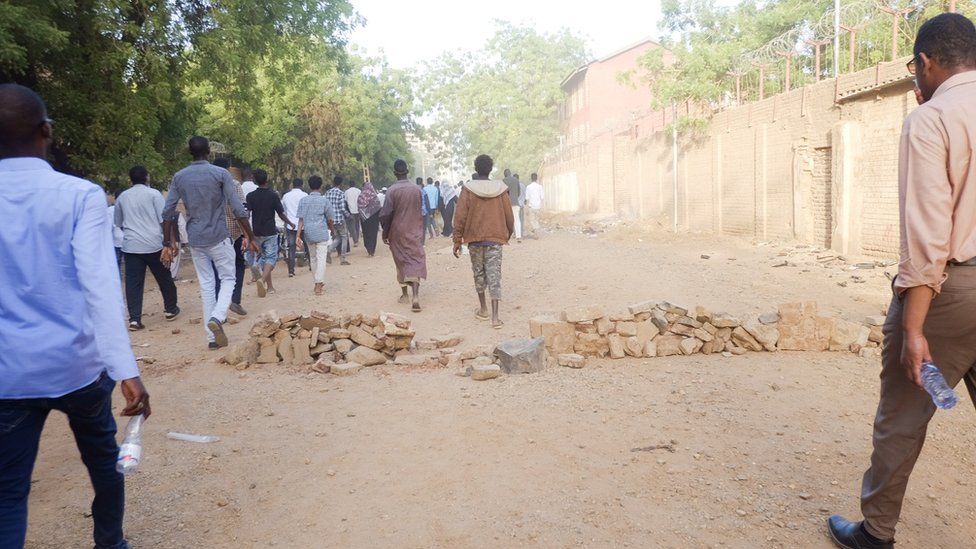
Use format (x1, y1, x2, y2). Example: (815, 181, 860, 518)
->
(828, 14, 976, 549)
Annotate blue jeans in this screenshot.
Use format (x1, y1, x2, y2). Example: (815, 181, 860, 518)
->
(0, 374, 128, 549)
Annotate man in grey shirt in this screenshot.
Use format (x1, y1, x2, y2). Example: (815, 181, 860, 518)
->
(163, 136, 258, 349)
(115, 165, 179, 330)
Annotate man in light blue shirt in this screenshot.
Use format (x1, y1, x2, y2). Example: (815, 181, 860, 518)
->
(114, 165, 180, 330)
(0, 84, 151, 549)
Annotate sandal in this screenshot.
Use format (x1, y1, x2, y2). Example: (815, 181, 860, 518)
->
(474, 309, 489, 321)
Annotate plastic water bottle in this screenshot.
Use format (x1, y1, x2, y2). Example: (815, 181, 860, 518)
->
(116, 414, 144, 475)
(921, 361, 958, 410)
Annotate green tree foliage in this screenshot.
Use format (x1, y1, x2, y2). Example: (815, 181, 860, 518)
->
(0, 0, 359, 183)
(420, 21, 587, 176)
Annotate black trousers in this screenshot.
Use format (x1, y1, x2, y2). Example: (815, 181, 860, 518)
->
(441, 198, 456, 237)
(213, 236, 246, 305)
(285, 229, 310, 274)
(361, 213, 381, 256)
(124, 250, 178, 322)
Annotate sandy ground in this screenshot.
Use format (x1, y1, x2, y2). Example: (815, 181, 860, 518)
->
(24, 219, 976, 548)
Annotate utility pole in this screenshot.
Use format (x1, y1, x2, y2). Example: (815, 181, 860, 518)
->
(833, 0, 841, 77)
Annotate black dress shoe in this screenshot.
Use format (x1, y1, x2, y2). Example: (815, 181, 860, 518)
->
(827, 516, 894, 549)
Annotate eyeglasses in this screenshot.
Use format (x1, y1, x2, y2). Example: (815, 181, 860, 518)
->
(906, 55, 918, 76)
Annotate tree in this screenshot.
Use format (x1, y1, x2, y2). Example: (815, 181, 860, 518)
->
(420, 21, 588, 176)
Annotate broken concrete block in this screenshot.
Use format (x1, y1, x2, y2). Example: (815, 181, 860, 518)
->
(561, 306, 604, 323)
(711, 313, 740, 328)
(221, 339, 259, 366)
(675, 316, 703, 329)
(655, 335, 684, 357)
(595, 316, 613, 336)
(864, 315, 886, 327)
(277, 332, 295, 362)
(635, 320, 660, 346)
(829, 318, 864, 352)
(292, 338, 313, 365)
(494, 337, 549, 374)
(331, 362, 362, 376)
(607, 333, 626, 359)
(649, 310, 669, 332)
(346, 345, 387, 367)
(731, 327, 763, 352)
(471, 363, 501, 380)
(624, 337, 643, 357)
(758, 313, 780, 325)
(558, 353, 586, 368)
(616, 321, 638, 337)
(679, 338, 703, 355)
(609, 310, 635, 322)
(694, 306, 713, 324)
(529, 315, 576, 354)
(256, 338, 279, 364)
(628, 300, 656, 315)
(333, 339, 354, 355)
(574, 333, 609, 358)
(643, 339, 657, 358)
(349, 325, 383, 350)
(742, 319, 779, 352)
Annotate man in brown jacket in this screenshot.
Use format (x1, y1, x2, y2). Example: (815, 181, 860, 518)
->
(452, 154, 515, 328)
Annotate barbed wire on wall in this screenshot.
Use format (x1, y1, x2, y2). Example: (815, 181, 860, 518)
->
(725, 0, 974, 105)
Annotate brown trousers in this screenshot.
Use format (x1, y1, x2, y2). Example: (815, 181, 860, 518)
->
(861, 266, 976, 539)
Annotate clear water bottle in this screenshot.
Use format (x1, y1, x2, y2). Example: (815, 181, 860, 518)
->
(921, 361, 958, 410)
(116, 414, 144, 475)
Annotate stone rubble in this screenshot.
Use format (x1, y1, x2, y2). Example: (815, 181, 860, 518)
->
(531, 300, 885, 360)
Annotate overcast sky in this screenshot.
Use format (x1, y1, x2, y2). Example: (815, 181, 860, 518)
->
(348, 0, 672, 69)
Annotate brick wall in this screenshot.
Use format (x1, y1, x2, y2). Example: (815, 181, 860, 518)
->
(541, 58, 917, 260)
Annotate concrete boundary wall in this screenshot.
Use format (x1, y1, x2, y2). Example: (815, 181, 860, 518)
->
(540, 60, 917, 259)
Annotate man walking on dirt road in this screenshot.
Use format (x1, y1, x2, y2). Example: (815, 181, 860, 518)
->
(163, 136, 259, 350)
(827, 14, 976, 549)
(0, 83, 152, 549)
(452, 154, 514, 329)
(380, 159, 428, 312)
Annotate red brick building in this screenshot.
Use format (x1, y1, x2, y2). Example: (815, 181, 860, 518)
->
(545, 38, 671, 215)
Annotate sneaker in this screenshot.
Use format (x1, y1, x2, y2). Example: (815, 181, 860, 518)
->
(128, 321, 145, 331)
(229, 303, 248, 316)
(164, 307, 181, 321)
(340, 260, 351, 266)
(207, 317, 228, 348)
(208, 342, 219, 350)
(288, 272, 295, 278)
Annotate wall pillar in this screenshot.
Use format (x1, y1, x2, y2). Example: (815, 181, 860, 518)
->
(830, 121, 864, 255)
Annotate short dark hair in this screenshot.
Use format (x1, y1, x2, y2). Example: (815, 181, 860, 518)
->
(503, 168, 511, 177)
(531, 173, 538, 181)
(129, 165, 148, 185)
(332, 175, 343, 187)
(0, 84, 48, 155)
(475, 154, 494, 177)
(308, 175, 323, 190)
(915, 13, 976, 69)
(426, 177, 433, 184)
(415, 177, 423, 185)
(513, 173, 519, 179)
(292, 177, 303, 188)
(393, 159, 408, 176)
(253, 169, 268, 185)
(213, 157, 230, 169)
(188, 136, 209, 158)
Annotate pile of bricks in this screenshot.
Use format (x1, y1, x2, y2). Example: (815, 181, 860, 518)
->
(530, 300, 885, 361)
(219, 310, 481, 376)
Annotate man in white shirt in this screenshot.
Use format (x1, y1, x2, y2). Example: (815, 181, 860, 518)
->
(344, 181, 362, 248)
(524, 172, 544, 239)
(0, 83, 151, 549)
(281, 178, 308, 277)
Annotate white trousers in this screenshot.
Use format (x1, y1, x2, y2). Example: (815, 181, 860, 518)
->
(190, 239, 236, 342)
(307, 240, 330, 284)
(512, 206, 522, 239)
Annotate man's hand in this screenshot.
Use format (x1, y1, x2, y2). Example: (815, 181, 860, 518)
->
(120, 377, 151, 418)
(247, 238, 261, 254)
(287, 221, 296, 230)
(295, 237, 303, 251)
(901, 331, 931, 389)
(914, 86, 925, 106)
(453, 243, 462, 258)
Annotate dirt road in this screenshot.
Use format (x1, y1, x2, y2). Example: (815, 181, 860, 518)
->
(25, 221, 976, 548)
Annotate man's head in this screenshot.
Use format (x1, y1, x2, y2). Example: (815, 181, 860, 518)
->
(213, 157, 230, 169)
(129, 165, 149, 185)
(241, 167, 253, 181)
(503, 168, 511, 178)
(435, 181, 440, 187)
(912, 13, 976, 101)
(308, 175, 323, 191)
(393, 159, 409, 178)
(531, 173, 538, 182)
(426, 177, 433, 186)
(474, 154, 493, 178)
(514, 173, 520, 180)
(0, 84, 52, 159)
(292, 177, 303, 189)
(188, 136, 210, 160)
(254, 169, 269, 187)
(332, 175, 343, 188)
